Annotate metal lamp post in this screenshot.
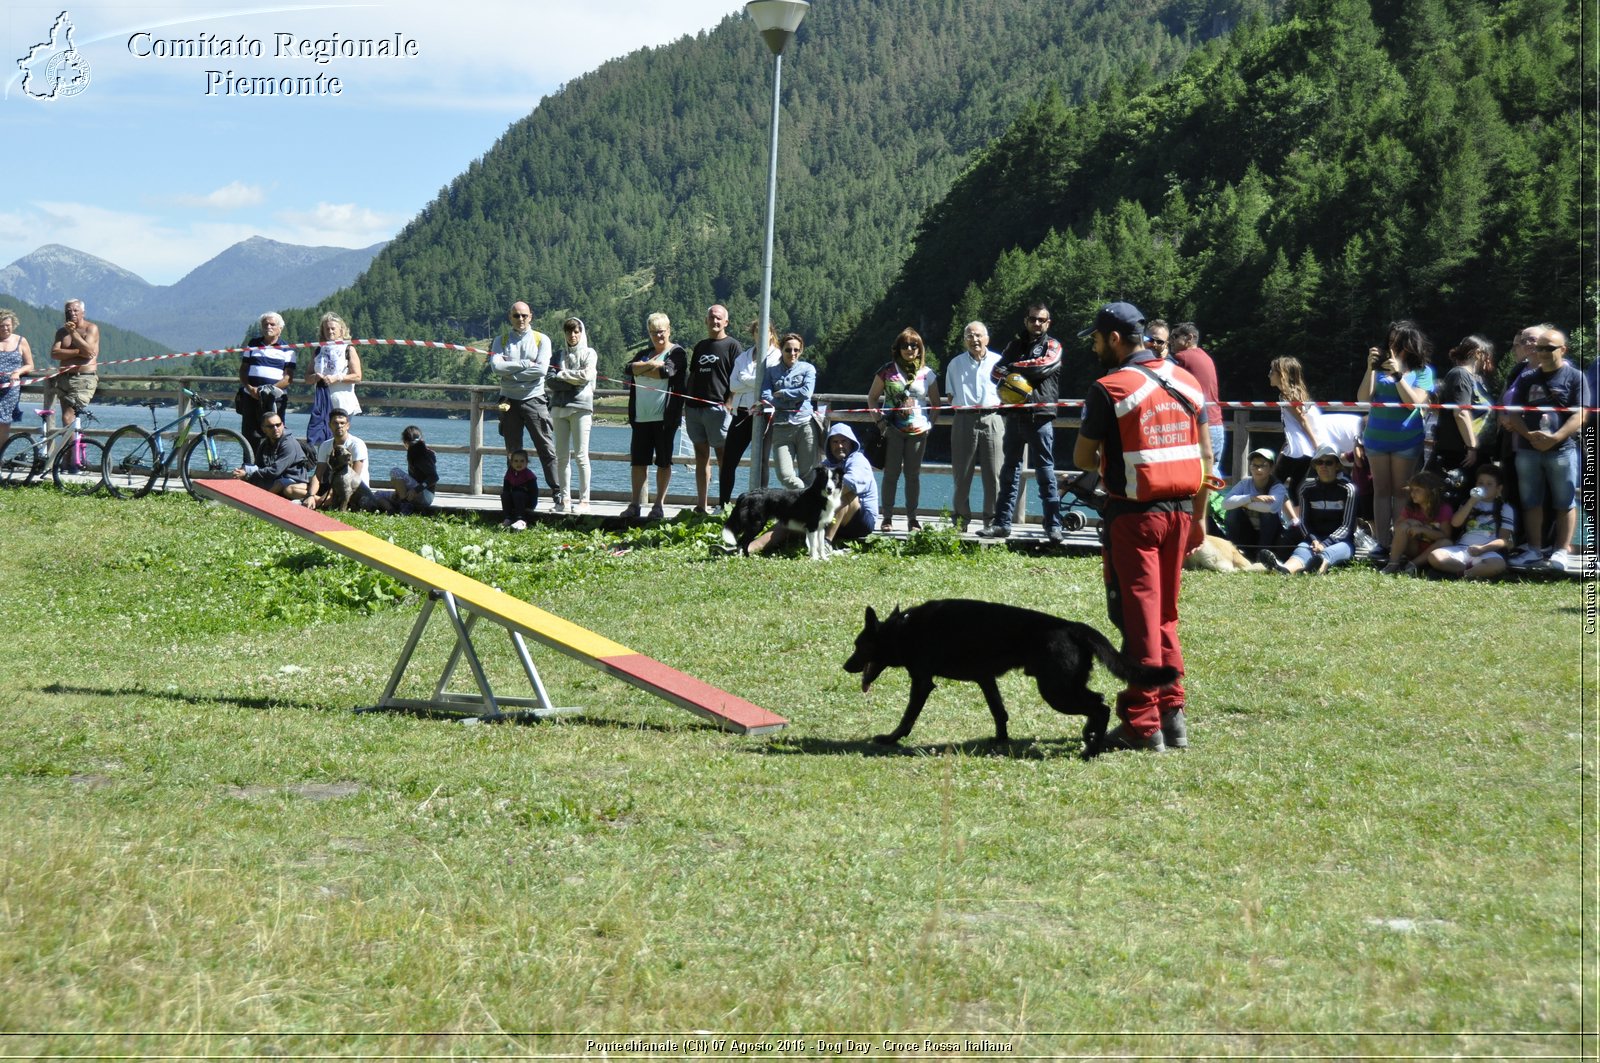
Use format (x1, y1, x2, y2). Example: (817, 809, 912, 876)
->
(746, 0, 807, 489)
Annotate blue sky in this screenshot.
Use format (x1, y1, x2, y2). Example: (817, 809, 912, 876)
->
(1, 1, 745, 285)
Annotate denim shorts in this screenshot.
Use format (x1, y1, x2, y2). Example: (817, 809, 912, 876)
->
(1515, 445, 1580, 511)
(1366, 442, 1423, 463)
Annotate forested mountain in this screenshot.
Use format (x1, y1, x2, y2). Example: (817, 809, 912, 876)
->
(286, 0, 1260, 385)
(831, 0, 1587, 401)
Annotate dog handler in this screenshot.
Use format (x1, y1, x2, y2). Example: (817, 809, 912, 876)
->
(1073, 302, 1214, 753)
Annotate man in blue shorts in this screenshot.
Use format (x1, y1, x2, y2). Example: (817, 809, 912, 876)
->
(1502, 325, 1587, 570)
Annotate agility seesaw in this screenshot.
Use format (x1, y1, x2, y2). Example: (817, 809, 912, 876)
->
(192, 479, 788, 735)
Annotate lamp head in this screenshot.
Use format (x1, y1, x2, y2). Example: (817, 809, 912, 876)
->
(746, 0, 809, 55)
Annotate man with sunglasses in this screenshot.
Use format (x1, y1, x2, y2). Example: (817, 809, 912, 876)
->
(1263, 445, 1359, 576)
(1501, 326, 1587, 570)
(490, 301, 562, 510)
(982, 303, 1064, 542)
(1074, 301, 1213, 753)
(231, 412, 313, 498)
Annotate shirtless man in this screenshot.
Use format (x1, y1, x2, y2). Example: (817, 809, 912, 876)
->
(48, 299, 99, 427)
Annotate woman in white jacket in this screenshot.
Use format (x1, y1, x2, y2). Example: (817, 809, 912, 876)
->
(306, 312, 362, 449)
(549, 317, 598, 513)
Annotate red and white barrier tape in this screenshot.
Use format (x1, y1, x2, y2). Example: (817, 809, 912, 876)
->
(7, 342, 1593, 415)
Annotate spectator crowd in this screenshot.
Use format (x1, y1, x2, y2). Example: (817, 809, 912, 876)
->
(0, 297, 1588, 577)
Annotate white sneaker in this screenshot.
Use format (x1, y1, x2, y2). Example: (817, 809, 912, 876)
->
(1544, 548, 1572, 571)
(1509, 545, 1543, 567)
(509, 519, 527, 532)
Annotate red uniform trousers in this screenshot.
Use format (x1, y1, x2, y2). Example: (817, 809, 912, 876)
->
(1102, 508, 1189, 736)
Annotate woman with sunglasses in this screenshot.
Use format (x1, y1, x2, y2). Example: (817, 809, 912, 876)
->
(761, 332, 818, 490)
(1262, 444, 1359, 575)
(866, 327, 941, 531)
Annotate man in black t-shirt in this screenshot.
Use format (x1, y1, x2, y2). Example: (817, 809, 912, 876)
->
(684, 304, 741, 512)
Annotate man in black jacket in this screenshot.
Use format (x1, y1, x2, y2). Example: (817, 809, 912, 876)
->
(232, 413, 313, 498)
(982, 303, 1065, 542)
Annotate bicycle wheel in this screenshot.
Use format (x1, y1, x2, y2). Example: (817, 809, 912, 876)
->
(102, 425, 162, 499)
(51, 437, 106, 495)
(0, 433, 42, 486)
(179, 428, 251, 497)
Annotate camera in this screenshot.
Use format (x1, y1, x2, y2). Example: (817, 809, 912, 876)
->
(1469, 485, 1489, 501)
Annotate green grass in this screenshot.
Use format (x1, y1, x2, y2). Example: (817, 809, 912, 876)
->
(0, 488, 1592, 1058)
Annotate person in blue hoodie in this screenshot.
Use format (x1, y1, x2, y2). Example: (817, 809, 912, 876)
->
(748, 423, 879, 554)
(823, 423, 879, 543)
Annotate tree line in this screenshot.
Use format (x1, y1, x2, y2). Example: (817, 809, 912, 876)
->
(827, 0, 1587, 403)
(275, 0, 1255, 391)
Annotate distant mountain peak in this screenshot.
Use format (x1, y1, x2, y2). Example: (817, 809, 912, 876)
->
(0, 237, 386, 350)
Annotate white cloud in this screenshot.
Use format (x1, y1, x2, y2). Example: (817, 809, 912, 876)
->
(2, 2, 756, 281)
(176, 181, 265, 210)
(274, 202, 403, 246)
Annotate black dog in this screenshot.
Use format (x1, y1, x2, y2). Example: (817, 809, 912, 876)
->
(843, 599, 1179, 755)
(722, 468, 843, 559)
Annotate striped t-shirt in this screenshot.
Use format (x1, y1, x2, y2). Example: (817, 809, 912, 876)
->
(243, 343, 296, 387)
(1363, 365, 1434, 453)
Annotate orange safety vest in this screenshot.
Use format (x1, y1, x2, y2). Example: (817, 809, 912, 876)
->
(1097, 358, 1206, 502)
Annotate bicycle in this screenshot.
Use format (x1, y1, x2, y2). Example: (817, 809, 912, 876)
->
(101, 388, 254, 499)
(0, 403, 107, 495)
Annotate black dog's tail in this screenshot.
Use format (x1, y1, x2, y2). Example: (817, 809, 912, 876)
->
(1071, 621, 1181, 687)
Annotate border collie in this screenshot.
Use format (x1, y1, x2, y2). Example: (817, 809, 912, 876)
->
(722, 467, 844, 560)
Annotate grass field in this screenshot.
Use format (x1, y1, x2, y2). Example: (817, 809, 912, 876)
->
(0, 488, 1593, 1059)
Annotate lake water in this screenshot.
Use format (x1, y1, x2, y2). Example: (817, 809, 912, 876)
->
(70, 403, 979, 509)
(51, 401, 1592, 544)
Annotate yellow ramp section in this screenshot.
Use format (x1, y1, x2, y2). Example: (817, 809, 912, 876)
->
(319, 529, 631, 660)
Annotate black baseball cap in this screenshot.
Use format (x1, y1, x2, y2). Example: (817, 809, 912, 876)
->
(1077, 301, 1146, 339)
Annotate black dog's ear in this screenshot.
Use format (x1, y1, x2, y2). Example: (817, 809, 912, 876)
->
(888, 604, 904, 621)
(864, 605, 878, 628)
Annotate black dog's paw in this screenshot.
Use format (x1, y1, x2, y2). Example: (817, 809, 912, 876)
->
(872, 733, 902, 746)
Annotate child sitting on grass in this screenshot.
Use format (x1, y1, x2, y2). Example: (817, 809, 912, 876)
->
(500, 449, 539, 531)
(1264, 444, 1358, 575)
(1419, 464, 1515, 580)
(388, 425, 439, 514)
(1222, 446, 1288, 561)
(1383, 470, 1454, 575)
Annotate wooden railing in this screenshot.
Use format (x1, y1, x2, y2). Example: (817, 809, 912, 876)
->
(26, 375, 1287, 517)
